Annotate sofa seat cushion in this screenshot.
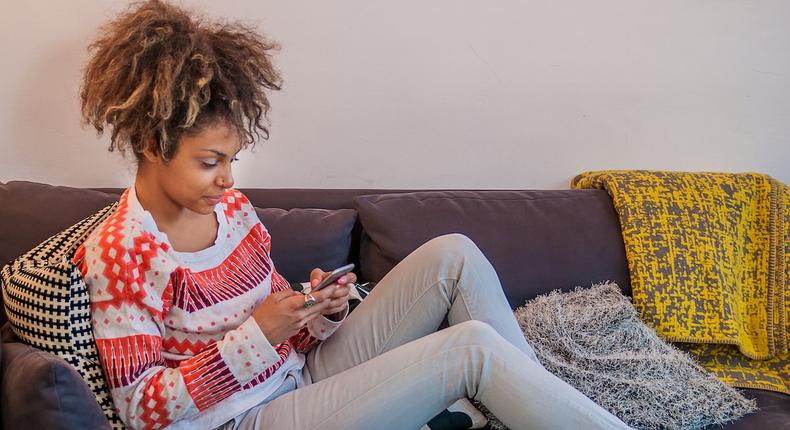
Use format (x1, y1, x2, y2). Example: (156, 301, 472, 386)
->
(354, 190, 631, 308)
(1, 341, 110, 429)
(714, 389, 790, 429)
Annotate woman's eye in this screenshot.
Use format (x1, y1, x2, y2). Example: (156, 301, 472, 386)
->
(201, 157, 236, 168)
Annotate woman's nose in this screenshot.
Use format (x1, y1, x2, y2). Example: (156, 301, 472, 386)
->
(217, 169, 234, 189)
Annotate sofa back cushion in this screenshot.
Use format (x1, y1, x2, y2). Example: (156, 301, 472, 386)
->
(0, 182, 118, 269)
(354, 190, 631, 308)
(255, 207, 357, 282)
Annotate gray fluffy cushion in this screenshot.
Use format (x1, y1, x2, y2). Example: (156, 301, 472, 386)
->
(479, 283, 757, 430)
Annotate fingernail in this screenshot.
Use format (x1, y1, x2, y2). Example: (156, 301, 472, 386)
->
(338, 276, 346, 283)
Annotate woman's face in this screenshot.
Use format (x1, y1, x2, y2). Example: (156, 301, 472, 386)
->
(141, 122, 241, 216)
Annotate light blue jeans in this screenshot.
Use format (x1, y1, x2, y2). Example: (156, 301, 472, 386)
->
(224, 234, 631, 429)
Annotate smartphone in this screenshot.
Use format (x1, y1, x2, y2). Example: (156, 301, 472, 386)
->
(313, 263, 355, 291)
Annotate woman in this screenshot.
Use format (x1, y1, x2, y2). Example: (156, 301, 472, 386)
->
(78, 1, 631, 429)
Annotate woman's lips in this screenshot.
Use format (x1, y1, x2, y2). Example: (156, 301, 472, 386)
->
(205, 196, 222, 205)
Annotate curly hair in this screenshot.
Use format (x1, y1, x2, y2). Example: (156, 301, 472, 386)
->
(80, 0, 282, 162)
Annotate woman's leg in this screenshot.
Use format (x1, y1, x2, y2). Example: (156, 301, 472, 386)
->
(237, 321, 630, 430)
(307, 233, 539, 381)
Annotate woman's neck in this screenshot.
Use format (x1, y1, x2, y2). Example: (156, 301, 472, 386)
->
(134, 176, 220, 252)
(134, 175, 201, 233)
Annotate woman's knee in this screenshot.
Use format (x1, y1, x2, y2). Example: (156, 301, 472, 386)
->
(451, 320, 501, 345)
(420, 233, 484, 265)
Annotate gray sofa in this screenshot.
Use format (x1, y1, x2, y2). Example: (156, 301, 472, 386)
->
(0, 180, 787, 429)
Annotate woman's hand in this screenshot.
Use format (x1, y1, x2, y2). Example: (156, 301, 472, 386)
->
(309, 268, 356, 319)
(251, 289, 336, 345)
(251, 268, 357, 345)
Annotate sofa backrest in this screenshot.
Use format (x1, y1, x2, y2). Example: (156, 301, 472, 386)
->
(1, 181, 631, 323)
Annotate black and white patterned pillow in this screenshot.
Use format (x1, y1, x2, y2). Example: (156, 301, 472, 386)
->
(0, 203, 125, 429)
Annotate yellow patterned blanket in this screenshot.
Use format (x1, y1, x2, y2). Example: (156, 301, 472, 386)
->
(572, 170, 789, 394)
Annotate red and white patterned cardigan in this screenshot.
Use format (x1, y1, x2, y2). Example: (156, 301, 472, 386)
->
(74, 186, 345, 430)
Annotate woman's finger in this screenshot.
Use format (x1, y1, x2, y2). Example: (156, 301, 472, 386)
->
(297, 311, 321, 328)
(344, 272, 357, 284)
(308, 289, 330, 302)
(312, 285, 348, 301)
(328, 287, 350, 301)
(323, 303, 348, 316)
(298, 295, 334, 316)
(310, 268, 325, 288)
(272, 290, 300, 303)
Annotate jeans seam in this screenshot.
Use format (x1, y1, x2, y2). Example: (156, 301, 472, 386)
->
(376, 276, 458, 356)
(308, 344, 488, 430)
(454, 274, 476, 323)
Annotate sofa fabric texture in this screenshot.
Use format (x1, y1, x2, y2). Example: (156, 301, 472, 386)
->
(255, 207, 357, 283)
(0, 182, 118, 270)
(353, 190, 631, 308)
(1, 340, 110, 429)
(0, 181, 787, 430)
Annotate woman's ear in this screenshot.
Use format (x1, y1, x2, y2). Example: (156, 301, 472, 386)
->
(141, 145, 161, 165)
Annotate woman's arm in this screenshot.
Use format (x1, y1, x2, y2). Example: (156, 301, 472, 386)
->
(79, 240, 285, 429)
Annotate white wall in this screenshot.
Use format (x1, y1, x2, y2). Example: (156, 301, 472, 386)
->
(1, 0, 788, 189)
